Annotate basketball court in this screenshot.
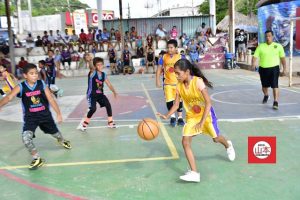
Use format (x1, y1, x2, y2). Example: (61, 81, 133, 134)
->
(0, 69, 299, 200)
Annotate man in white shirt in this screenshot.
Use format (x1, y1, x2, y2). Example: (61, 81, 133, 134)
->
(196, 22, 207, 37)
(155, 24, 168, 47)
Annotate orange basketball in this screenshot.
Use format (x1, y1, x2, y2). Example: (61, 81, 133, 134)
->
(137, 118, 160, 140)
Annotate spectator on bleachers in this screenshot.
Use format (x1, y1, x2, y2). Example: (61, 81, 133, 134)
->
(77, 47, 85, 68)
(54, 49, 62, 73)
(110, 28, 116, 41)
(180, 33, 190, 49)
(206, 27, 214, 37)
(79, 29, 87, 49)
(130, 26, 138, 48)
(48, 30, 55, 47)
(145, 35, 154, 49)
(115, 29, 121, 50)
(108, 43, 117, 75)
(63, 29, 71, 45)
(55, 30, 64, 50)
(124, 31, 130, 43)
(35, 36, 43, 47)
(80, 52, 93, 70)
(198, 31, 208, 54)
(196, 22, 207, 37)
(42, 31, 50, 54)
(17, 57, 28, 78)
(188, 39, 200, 63)
(70, 30, 79, 47)
(136, 36, 144, 58)
(25, 33, 35, 56)
(96, 29, 103, 51)
(61, 47, 72, 70)
(45, 50, 56, 86)
(146, 47, 155, 74)
(155, 24, 168, 47)
(101, 28, 110, 51)
(87, 29, 94, 51)
(122, 45, 132, 75)
(170, 26, 178, 40)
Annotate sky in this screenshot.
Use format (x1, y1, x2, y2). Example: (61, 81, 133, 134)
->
(78, 0, 204, 18)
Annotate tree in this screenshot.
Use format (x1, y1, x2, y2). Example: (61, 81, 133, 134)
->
(199, 0, 259, 24)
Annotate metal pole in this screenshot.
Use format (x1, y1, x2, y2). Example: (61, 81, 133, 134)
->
(119, 0, 124, 52)
(228, 0, 235, 53)
(289, 20, 294, 87)
(209, 0, 216, 34)
(97, 0, 103, 30)
(17, 0, 23, 34)
(5, 0, 16, 75)
(27, 0, 32, 32)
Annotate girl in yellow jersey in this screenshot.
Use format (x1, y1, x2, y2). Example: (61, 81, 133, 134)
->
(0, 65, 18, 97)
(157, 59, 235, 183)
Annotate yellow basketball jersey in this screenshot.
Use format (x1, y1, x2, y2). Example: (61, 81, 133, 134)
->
(163, 53, 181, 85)
(177, 76, 206, 120)
(5, 72, 17, 90)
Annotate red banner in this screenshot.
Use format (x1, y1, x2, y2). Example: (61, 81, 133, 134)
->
(296, 7, 300, 51)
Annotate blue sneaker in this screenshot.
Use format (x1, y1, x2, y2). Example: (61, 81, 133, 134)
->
(170, 117, 176, 127)
(177, 118, 185, 126)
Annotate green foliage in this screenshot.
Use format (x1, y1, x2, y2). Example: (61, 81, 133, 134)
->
(199, 0, 259, 24)
(1, 0, 88, 17)
(0, 2, 15, 16)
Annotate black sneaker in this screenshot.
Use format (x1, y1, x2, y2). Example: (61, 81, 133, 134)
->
(29, 158, 45, 170)
(262, 95, 269, 104)
(58, 139, 72, 149)
(273, 101, 279, 110)
(170, 117, 176, 127)
(177, 118, 185, 126)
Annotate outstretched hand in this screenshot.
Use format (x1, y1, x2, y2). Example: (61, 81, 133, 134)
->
(157, 112, 168, 120)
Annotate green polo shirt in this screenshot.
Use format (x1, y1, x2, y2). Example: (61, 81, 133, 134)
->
(253, 42, 285, 68)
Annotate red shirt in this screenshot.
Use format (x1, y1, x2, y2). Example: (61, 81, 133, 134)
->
(79, 33, 87, 42)
(18, 60, 28, 69)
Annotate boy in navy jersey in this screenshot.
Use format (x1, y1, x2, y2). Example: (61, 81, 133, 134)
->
(77, 57, 117, 131)
(0, 64, 71, 170)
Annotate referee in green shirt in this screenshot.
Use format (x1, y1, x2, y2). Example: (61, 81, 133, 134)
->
(251, 30, 287, 110)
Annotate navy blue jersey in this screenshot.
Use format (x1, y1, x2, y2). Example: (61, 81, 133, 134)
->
(45, 57, 56, 77)
(87, 71, 106, 97)
(108, 48, 115, 58)
(123, 50, 130, 61)
(18, 80, 51, 118)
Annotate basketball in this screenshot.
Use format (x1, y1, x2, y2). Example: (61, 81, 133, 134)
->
(192, 105, 201, 113)
(137, 118, 160, 140)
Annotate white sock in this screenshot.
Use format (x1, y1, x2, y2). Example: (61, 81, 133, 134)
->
(178, 116, 182, 119)
(171, 114, 176, 118)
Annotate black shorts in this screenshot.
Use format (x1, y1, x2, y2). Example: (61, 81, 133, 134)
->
(109, 57, 116, 63)
(124, 60, 130, 66)
(89, 95, 110, 108)
(23, 114, 59, 134)
(258, 66, 280, 88)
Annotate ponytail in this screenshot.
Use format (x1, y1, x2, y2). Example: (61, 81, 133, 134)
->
(190, 63, 213, 88)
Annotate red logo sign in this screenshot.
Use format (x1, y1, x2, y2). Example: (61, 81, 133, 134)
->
(248, 136, 276, 164)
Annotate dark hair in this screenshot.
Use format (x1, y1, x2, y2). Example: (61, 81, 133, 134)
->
(23, 63, 37, 74)
(167, 39, 178, 48)
(265, 30, 273, 35)
(38, 60, 46, 65)
(48, 49, 54, 53)
(93, 57, 104, 66)
(174, 59, 213, 88)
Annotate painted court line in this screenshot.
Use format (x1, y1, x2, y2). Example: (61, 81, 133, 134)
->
(0, 169, 87, 200)
(141, 83, 179, 159)
(0, 157, 176, 170)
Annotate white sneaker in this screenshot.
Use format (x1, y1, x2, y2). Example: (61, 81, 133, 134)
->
(179, 170, 200, 182)
(226, 140, 236, 161)
(76, 123, 87, 132)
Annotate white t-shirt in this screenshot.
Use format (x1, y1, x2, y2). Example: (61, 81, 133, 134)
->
(156, 28, 166, 37)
